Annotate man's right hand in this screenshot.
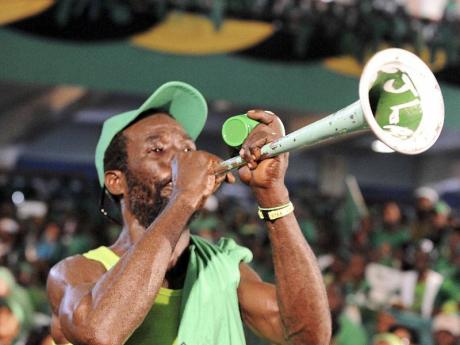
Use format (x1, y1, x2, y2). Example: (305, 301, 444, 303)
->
(171, 150, 234, 211)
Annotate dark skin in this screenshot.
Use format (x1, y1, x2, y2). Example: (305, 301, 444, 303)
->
(47, 111, 331, 345)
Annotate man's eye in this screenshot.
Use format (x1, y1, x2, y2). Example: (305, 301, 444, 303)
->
(151, 147, 163, 153)
(184, 147, 193, 152)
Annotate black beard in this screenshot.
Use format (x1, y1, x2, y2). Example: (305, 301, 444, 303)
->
(125, 169, 169, 229)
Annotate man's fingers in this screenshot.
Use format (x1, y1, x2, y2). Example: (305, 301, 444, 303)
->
(250, 146, 262, 161)
(225, 172, 236, 184)
(238, 165, 252, 183)
(246, 110, 285, 137)
(240, 135, 269, 169)
(239, 148, 256, 169)
(246, 109, 276, 125)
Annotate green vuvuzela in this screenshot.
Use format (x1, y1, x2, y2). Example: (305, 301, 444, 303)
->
(370, 69, 423, 136)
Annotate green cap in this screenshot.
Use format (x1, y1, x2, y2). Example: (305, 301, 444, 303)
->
(95, 81, 207, 186)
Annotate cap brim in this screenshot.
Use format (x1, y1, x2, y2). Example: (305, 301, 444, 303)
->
(139, 81, 207, 141)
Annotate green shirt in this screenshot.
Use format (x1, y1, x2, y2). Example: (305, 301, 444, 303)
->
(371, 226, 410, 248)
(53, 236, 252, 345)
(333, 314, 368, 345)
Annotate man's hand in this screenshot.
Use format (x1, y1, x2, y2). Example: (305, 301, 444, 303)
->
(172, 150, 234, 210)
(236, 111, 331, 345)
(238, 110, 289, 207)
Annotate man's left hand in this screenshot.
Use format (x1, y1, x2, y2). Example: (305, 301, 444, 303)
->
(238, 110, 289, 206)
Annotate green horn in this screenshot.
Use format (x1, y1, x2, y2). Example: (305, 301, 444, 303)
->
(215, 48, 444, 175)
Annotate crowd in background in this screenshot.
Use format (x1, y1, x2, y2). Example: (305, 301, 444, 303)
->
(0, 172, 460, 345)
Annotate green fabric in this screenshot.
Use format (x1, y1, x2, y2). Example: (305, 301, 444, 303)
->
(371, 226, 410, 248)
(372, 333, 403, 345)
(84, 246, 181, 345)
(391, 309, 433, 345)
(82, 235, 252, 345)
(94, 81, 208, 186)
(334, 314, 368, 345)
(0, 267, 34, 340)
(129, 289, 182, 345)
(441, 278, 460, 300)
(413, 281, 426, 313)
(27, 286, 50, 314)
(177, 236, 252, 345)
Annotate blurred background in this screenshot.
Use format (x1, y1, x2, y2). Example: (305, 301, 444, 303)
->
(1, 0, 460, 344)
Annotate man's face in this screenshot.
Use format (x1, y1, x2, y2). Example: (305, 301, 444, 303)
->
(122, 113, 196, 228)
(349, 254, 366, 279)
(417, 197, 433, 211)
(383, 202, 401, 226)
(414, 250, 430, 273)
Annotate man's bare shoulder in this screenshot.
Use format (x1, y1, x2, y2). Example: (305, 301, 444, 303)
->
(47, 254, 107, 313)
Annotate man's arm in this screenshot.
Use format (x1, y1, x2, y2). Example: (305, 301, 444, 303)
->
(237, 110, 331, 345)
(237, 209, 331, 345)
(237, 264, 286, 344)
(48, 194, 197, 345)
(47, 151, 228, 345)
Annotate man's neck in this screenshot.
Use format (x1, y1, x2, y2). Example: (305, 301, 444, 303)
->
(164, 236, 190, 289)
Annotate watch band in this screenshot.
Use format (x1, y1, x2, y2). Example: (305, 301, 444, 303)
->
(258, 202, 294, 221)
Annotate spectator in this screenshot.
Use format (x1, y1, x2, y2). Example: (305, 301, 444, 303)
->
(429, 201, 453, 246)
(0, 267, 33, 344)
(1, 171, 460, 344)
(432, 313, 460, 345)
(0, 302, 20, 345)
(372, 333, 404, 345)
(400, 243, 444, 318)
(60, 217, 93, 257)
(327, 282, 368, 345)
(34, 223, 63, 266)
(339, 252, 369, 300)
(371, 202, 410, 250)
(435, 228, 460, 309)
(0, 218, 20, 267)
(388, 324, 419, 345)
(375, 310, 397, 334)
(412, 187, 438, 241)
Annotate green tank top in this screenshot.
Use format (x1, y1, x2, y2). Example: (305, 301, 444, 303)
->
(53, 246, 181, 345)
(53, 236, 252, 345)
(84, 246, 181, 345)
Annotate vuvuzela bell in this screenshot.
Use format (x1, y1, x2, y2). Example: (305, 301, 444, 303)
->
(214, 48, 444, 175)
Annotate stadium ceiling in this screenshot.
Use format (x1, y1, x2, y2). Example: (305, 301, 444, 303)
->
(1, 1, 460, 182)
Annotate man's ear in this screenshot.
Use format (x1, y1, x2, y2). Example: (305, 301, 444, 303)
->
(104, 170, 126, 197)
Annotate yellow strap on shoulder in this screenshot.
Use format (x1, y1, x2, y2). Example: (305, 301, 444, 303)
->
(51, 247, 120, 345)
(51, 340, 71, 345)
(82, 246, 120, 270)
